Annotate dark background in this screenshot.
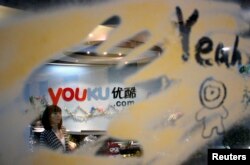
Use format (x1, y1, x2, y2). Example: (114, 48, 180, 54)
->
(0, 0, 249, 36)
(0, 0, 108, 10)
(0, 0, 249, 10)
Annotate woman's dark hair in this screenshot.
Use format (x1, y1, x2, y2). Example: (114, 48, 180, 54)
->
(42, 105, 62, 130)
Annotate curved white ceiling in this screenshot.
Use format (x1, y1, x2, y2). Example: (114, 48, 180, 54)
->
(50, 25, 162, 65)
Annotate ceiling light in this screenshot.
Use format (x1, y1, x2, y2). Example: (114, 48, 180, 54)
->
(103, 52, 108, 55)
(222, 47, 230, 51)
(88, 33, 93, 38)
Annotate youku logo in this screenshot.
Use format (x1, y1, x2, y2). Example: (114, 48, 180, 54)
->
(239, 64, 250, 75)
(48, 86, 137, 105)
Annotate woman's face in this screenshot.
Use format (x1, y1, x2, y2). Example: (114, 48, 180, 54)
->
(50, 111, 62, 126)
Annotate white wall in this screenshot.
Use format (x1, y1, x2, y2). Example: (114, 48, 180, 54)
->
(24, 64, 161, 132)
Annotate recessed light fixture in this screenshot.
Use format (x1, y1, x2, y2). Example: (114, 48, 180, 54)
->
(88, 33, 93, 38)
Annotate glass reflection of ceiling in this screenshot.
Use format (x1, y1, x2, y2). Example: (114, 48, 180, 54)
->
(50, 25, 162, 65)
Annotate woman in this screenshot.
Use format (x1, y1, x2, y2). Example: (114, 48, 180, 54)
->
(40, 105, 76, 153)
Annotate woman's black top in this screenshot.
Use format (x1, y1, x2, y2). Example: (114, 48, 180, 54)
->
(39, 127, 70, 152)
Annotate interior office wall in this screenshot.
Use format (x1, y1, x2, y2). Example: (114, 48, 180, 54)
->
(23, 63, 162, 131)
